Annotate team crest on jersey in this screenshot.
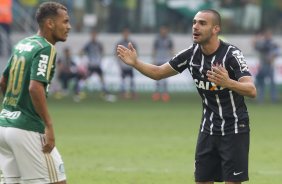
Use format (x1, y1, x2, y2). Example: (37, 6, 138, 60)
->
(194, 79, 225, 91)
(232, 50, 249, 72)
(37, 54, 49, 77)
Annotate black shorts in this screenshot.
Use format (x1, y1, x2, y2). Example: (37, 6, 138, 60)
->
(121, 69, 133, 79)
(88, 66, 103, 77)
(195, 132, 249, 182)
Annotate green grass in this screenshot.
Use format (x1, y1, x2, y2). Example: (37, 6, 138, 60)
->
(4, 92, 282, 183)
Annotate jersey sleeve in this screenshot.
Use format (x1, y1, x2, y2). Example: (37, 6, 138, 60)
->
(30, 45, 56, 84)
(226, 48, 252, 81)
(168, 46, 193, 73)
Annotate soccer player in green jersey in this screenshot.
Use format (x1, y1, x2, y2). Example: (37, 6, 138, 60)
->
(0, 2, 71, 184)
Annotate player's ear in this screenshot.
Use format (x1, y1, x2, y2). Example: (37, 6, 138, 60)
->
(213, 25, 221, 35)
(46, 18, 55, 31)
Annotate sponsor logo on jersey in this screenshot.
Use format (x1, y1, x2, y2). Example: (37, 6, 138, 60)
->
(37, 54, 49, 77)
(232, 50, 249, 72)
(0, 109, 21, 119)
(194, 79, 225, 91)
(15, 42, 34, 53)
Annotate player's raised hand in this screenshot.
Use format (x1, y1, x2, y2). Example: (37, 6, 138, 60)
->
(117, 42, 138, 67)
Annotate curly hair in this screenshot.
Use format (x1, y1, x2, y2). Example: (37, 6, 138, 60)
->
(35, 2, 67, 28)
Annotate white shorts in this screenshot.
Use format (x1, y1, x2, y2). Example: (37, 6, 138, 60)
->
(0, 127, 66, 184)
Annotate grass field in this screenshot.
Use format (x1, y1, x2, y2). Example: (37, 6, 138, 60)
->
(45, 92, 282, 184)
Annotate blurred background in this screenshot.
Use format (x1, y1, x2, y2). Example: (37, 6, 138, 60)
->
(1, 0, 282, 102)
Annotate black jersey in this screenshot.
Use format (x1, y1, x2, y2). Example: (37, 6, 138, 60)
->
(169, 40, 252, 136)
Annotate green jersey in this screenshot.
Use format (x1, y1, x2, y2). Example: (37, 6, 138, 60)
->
(0, 35, 57, 133)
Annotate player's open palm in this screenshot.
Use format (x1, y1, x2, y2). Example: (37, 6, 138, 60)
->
(117, 42, 138, 67)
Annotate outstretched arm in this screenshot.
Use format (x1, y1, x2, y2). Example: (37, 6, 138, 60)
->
(0, 76, 7, 95)
(117, 43, 177, 80)
(207, 65, 257, 98)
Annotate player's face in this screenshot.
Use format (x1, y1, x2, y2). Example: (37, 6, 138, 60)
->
(192, 12, 217, 44)
(51, 9, 71, 43)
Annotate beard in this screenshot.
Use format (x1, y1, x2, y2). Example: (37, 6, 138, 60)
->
(54, 34, 67, 42)
(193, 32, 212, 45)
(52, 28, 67, 43)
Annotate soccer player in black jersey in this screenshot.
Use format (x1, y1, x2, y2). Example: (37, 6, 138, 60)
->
(117, 9, 257, 184)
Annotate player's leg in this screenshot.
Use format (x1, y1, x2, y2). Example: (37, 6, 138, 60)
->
(129, 69, 136, 98)
(219, 133, 249, 183)
(268, 66, 277, 102)
(59, 72, 69, 94)
(152, 80, 161, 101)
(0, 127, 21, 184)
(255, 68, 265, 103)
(161, 79, 170, 102)
(120, 69, 126, 96)
(195, 133, 223, 183)
(5, 127, 67, 184)
(97, 67, 108, 94)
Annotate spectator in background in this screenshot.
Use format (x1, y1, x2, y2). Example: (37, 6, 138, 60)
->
(82, 29, 109, 97)
(152, 25, 174, 102)
(140, 0, 156, 32)
(57, 47, 85, 102)
(73, 0, 85, 32)
(253, 29, 280, 103)
(219, 0, 235, 32)
(0, 0, 12, 56)
(115, 27, 137, 99)
(232, 0, 246, 32)
(125, 0, 138, 31)
(94, 0, 111, 32)
(242, 0, 262, 32)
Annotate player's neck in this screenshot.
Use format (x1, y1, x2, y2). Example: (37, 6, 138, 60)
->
(200, 37, 220, 56)
(37, 30, 55, 45)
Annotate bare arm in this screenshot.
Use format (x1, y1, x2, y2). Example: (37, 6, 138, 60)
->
(0, 76, 7, 95)
(117, 43, 178, 80)
(29, 80, 55, 153)
(207, 65, 257, 98)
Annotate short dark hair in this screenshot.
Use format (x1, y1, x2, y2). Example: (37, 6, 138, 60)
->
(35, 2, 67, 28)
(199, 9, 221, 28)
